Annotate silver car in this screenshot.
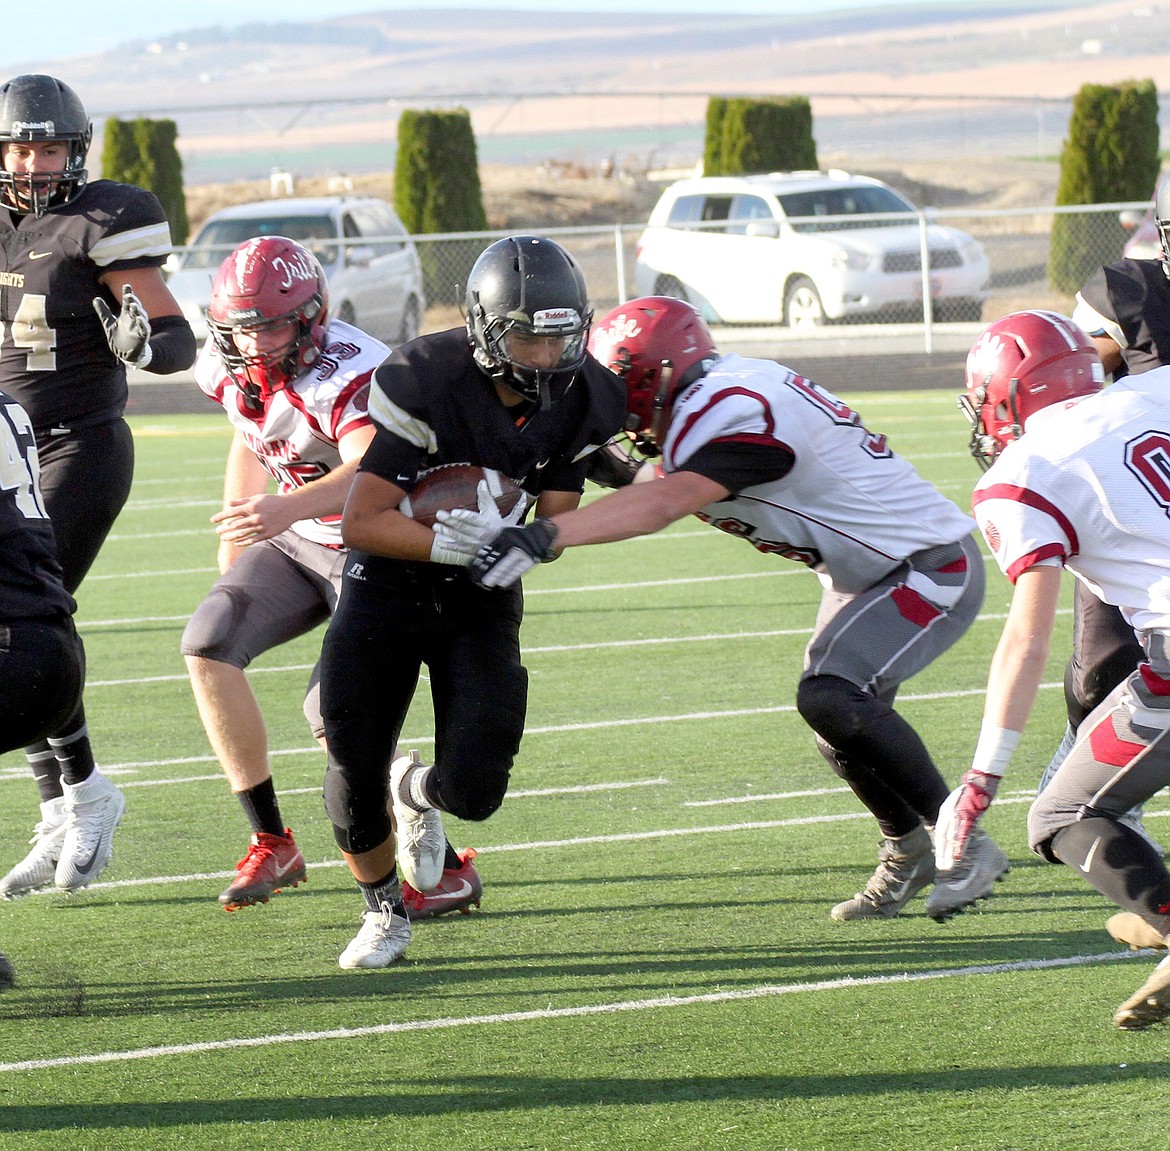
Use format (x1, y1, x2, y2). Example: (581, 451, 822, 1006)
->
(166, 195, 426, 344)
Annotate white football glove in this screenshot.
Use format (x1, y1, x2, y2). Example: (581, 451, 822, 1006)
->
(470, 518, 560, 588)
(93, 284, 153, 367)
(934, 768, 1001, 868)
(432, 479, 529, 563)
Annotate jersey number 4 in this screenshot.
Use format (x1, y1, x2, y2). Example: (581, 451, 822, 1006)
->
(3, 294, 56, 372)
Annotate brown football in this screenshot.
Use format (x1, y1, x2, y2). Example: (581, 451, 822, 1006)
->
(399, 463, 528, 528)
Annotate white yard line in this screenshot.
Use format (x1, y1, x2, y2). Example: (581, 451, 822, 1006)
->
(0, 949, 1148, 1075)
(0, 682, 1066, 782)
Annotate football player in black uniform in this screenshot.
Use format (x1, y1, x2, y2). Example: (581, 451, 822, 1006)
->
(1037, 177, 1170, 844)
(0, 75, 197, 897)
(319, 235, 625, 968)
(1073, 175, 1170, 378)
(0, 386, 89, 978)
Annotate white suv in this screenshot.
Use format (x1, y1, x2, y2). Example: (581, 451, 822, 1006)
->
(166, 196, 426, 345)
(634, 171, 989, 328)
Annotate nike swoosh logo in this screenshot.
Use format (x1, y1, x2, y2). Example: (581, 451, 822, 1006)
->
(71, 839, 104, 875)
(1080, 836, 1102, 874)
(28, 251, 51, 260)
(938, 865, 981, 893)
(884, 877, 913, 900)
(426, 878, 474, 904)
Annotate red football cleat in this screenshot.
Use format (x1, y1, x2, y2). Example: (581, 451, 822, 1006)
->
(401, 847, 483, 920)
(219, 829, 307, 911)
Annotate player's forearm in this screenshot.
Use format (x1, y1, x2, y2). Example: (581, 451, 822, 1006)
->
(278, 458, 362, 522)
(551, 490, 674, 549)
(341, 507, 434, 561)
(983, 631, 1050, 735)
(550, 473, 718, 551)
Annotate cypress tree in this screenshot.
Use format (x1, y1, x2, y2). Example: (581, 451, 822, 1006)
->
(704, 97, 818, 176)
(394, 108, 488, 307)
(101, 116, 189, 246)
(1048, 80, 1160, 293)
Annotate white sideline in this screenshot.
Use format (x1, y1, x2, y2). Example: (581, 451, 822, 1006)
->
(0, 950, 1149, 1075)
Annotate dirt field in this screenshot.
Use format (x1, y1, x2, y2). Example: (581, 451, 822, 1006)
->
(183, 156, 1063, 238)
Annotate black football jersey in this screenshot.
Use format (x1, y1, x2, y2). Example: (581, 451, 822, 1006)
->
(361, 327, 626, 496)
(1075, 258, 1170, 376)
(0, 180, 173, 428)
(0, 393, 75, 620)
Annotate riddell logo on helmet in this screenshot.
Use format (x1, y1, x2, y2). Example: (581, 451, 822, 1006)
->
(13, 120, 54, 134)
(533, 308, 580, 330)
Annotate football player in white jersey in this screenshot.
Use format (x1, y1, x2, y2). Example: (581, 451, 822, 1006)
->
(939, 309, 1170, 1029)
(180, 236, 387, 911)
(443, 296, 1003, 922)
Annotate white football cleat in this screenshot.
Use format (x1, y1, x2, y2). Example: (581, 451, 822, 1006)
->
(0, 797, 67, 898)
(55, 771, 125, 892)
(338, 902, 412, 969)
(389, 750, 445, 893)
(830, 824, 934, 921)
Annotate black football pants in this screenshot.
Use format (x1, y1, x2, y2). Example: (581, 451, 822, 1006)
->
(320, 558, 528, 855)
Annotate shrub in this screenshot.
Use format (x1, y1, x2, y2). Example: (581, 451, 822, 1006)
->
(704, 96, 817, 176)
(102, 117, 189, 245)
(393, 108, 488, 308)
(1048, 80, 1159, 293)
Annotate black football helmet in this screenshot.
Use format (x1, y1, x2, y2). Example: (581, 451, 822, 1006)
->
(0, 74, 92, 216)
(1155, 174, 1170, 280)
(464, 235, 592, 406)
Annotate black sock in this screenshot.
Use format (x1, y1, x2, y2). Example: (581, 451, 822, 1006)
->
(443, 841, 461, 870)
(49, 724, 96, 787)
(26, 744, 62, 803)
(236, 777, 286, 838)
(358, 870, 405, 914)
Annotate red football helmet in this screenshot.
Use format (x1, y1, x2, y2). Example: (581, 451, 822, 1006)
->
(208, 236, 329, 405)
(960, 309, 1103, 469)
(587, 296, 718, 455)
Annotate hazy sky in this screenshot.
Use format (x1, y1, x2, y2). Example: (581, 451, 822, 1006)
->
(3, 0, 1079, 71)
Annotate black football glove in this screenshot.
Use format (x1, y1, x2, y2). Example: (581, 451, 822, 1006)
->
(93, 283, 152, 366)
(470, 518, 559, 588)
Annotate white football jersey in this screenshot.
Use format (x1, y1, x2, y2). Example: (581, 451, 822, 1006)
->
(973, 369, 1170, 633)
(663, 354, 975, 594)
(194, 319, 386, 547)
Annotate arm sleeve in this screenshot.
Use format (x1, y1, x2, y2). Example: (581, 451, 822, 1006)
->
(140, 314, 197, 375)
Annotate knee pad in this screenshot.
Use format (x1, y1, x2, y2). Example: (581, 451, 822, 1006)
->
(323, 762, 392, 855)
(797, 675, 884, 748)
(180, 585, 250, 662)
(433, 763, 509, 823)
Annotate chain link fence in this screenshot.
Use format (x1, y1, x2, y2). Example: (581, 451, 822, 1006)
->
(167, 199, 1157, 349)
(405, 200, 1156, 345)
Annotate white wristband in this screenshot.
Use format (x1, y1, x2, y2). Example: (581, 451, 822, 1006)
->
(970, 720, 1020, 778)
(134, 341, 153, 369)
